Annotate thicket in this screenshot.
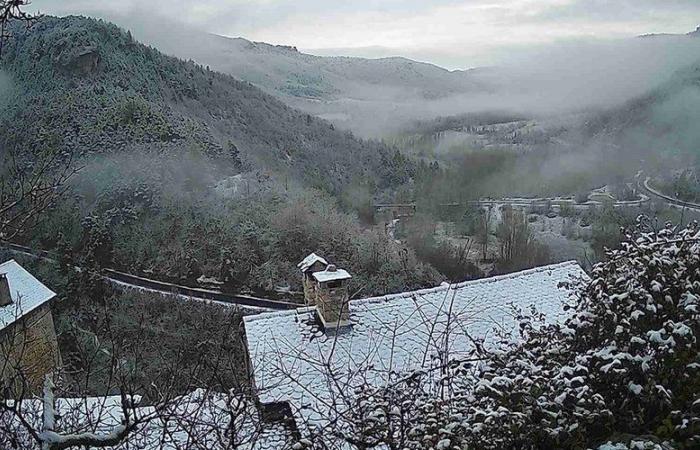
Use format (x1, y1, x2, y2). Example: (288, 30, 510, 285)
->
(495, 207, 550, 272)
(27, 149, 440, 298)
(331, 219, 700, 449)
(401, 214, 481, 282)
(0, 251, 248, 398)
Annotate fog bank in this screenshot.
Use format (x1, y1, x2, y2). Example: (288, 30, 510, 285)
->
(24, 11, 700, 137)
(109, 14, 700, 136)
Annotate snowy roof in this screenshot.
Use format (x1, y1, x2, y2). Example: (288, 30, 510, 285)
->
(0, 260, 56, 332)
(5, 389, 294, 450)
(312, 267, 352, 283)
(244, 261, 587, 434)
(297, 253, 328, 273)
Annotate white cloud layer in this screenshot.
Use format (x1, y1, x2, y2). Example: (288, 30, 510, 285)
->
(28, 0, 700, 68)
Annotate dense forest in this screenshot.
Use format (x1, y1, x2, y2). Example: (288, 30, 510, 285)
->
(2, 7, 700, 450)
(0, 16, 441, 297)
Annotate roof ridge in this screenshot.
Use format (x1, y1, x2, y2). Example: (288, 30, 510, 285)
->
(244, 261, 584, 323)
(351, 260, 583, 308)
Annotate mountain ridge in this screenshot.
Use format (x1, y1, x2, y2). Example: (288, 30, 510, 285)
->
(638, 25, 700, 39)
(0, 15, 413, 192)
(118, 19, 700, 137)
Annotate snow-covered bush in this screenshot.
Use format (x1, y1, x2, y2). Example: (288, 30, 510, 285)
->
(328, 218, 699, 449)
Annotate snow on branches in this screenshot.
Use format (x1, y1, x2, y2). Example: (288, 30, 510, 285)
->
(322, 218, 699, 449)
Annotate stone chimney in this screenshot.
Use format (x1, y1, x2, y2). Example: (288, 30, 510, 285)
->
(0, 273, 12, 307)
(298, 253, 328, 306)
(312, 264, 352, 329)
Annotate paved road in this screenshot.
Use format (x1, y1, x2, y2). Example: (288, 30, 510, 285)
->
(641, 177, 700, 213)
(2, 242, 300, 311)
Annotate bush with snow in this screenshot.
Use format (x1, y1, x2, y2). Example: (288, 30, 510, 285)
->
(324, 218, 699, 449)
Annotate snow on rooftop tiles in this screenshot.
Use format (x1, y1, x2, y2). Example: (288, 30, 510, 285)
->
(4, 389, 293, 449)
(244, 261, 587, 432)
(0, 260, 56, 331)
(297, 253, 328, 273)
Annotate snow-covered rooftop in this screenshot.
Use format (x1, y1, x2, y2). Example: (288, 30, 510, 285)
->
(312, 267, 352, 283)
(297, 253, 328, 273)
(0, 260, 56, 332)
(244, 261, 587, 433)
(3, 389, 293, 450)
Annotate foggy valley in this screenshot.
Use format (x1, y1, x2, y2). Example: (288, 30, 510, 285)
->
(1, 1, 700, 449)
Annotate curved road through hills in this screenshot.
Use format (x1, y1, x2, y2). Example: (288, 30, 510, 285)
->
(2, 242, 300, 311)
(641, 177, 700, 213)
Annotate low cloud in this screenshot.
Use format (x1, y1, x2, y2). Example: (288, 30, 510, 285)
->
(29, 0, 700, 68)
(299, 35, 700, 136)
(23, 2, 700, 138)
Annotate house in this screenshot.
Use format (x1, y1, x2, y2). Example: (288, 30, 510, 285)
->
(0, 259, 61, 393)
(244, 256, 587, 439)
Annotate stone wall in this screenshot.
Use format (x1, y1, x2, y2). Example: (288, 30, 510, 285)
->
(316, 285, 350, 328)
(0, 304, 61, 394)
(302, 275, 317, 306)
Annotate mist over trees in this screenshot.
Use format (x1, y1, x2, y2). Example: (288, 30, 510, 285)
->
(75, 11, 700, 138)
(1, 6, 700, 450)
(0, 16, 437, 297)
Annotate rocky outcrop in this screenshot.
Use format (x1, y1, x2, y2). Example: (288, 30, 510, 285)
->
(55, 45, 100, 75)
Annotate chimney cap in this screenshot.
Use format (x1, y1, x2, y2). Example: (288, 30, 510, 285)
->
(313, 266, 352, 283)
(298, 253, 328, 273)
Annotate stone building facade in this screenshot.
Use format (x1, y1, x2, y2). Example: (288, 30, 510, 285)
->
(0, 260, 61, 394)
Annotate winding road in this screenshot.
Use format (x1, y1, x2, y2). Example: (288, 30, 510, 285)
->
(641, 177, 700, 213)
(2, 242, 300, 311)
(7, 177, 695, 311)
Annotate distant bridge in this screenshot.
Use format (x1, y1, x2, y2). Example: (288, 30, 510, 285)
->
(373, 203, 417, 219)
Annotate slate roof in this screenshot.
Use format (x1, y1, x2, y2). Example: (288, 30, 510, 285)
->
(244, 261, 587, 433)
(0, 260, 56, 331)
(6, 389, 294, 450)
(297, 253, 328, 273)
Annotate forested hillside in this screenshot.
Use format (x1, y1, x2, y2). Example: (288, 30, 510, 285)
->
(583, 57, 700, 169)
(0, 16, 412, 192)
(0, 16, 437, 297)
(107, 23, 492, 136)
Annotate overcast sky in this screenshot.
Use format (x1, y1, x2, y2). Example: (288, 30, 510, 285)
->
(29, 0, 700, 68)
